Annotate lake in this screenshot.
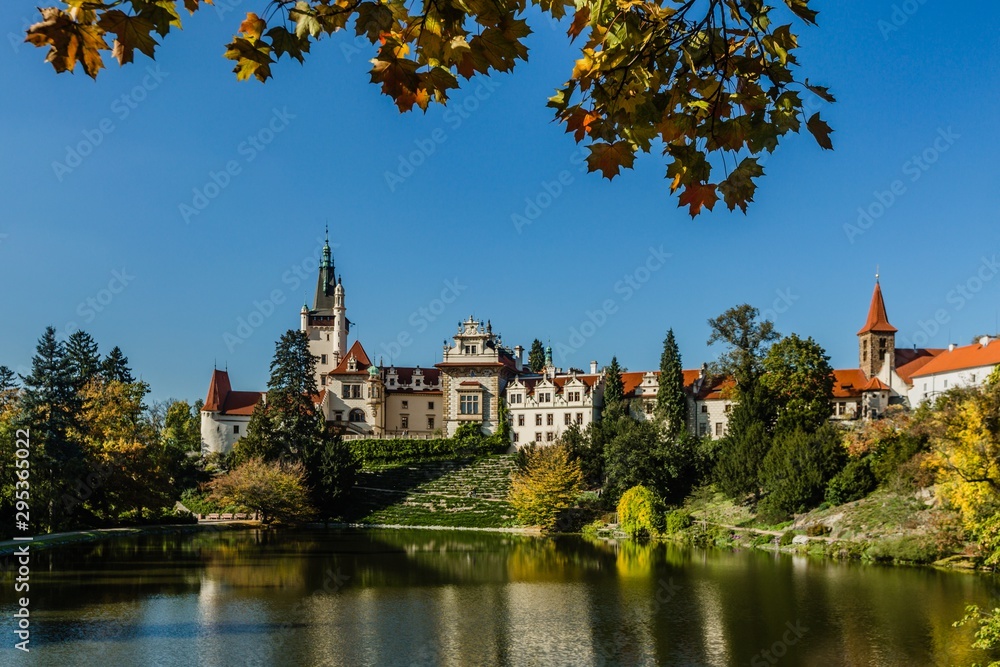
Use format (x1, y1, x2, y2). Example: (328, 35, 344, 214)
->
(1, 528, 998, 666)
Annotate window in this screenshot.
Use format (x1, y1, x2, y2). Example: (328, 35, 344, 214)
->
(701, 405, 707, 413)
(645, 402, 653, 414)
(576, 413, 583, 424)
(401, 415, 409, 429)
(321, 376, 327, 386)
(535, 414, 542, 426)
(402, 400, 408, 409)
(724, 404, 732, 413)
(428, 401, 434, 409)
(349, 409, 365, 423)
(837, 402, 846, 416)
(512, 432, 519, 443)
(944, 380, 948, 388)
(699, 423, 708, 436)
(517, 414, 525, 426)
(343, 384, 361, 399)
(546, 432, 554, 441)
(567, 391, 581, 402)
(564, 413, 572, 425)
(427, 417, 435, 429)
(460, 394, 480, 415)
(545, 413, 553, 426)
(334, 411, 343, 421)
(535, 432, 542, 442)
(510, 394, 522, 404)
(715, 422, 723, 436)
(321, 354, 328, 365)
(539, 392, 551, 403)
(233, 425, 240, 434)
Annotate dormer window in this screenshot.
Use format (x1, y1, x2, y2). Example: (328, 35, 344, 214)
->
(347, 356, 358, 371)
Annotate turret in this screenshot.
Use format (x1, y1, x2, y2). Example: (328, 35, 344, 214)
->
(858, 275, 897, 379)
(300, 304, 309, 332)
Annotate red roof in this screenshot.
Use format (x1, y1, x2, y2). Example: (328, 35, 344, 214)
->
(204, 369, 232, 411)
(858, 281, 897, 335)
(895, 347, 946, 384)
(221, 391, 263, 416)
(910, 339, 1000, 379)
(861, 377, 891, 392)
(696, 375, 735, 400)
(331, 340, 372, 374)
(832, 369, 867, 398)
(390, 367, 441, 385)
(459, 380, 483, 387)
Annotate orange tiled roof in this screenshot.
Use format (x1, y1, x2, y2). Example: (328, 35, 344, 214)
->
(861, 377, 891, 392)
(858, 281, 897, 335)
(220, 391, 263, 416)
(204, 369, 232, 412)
(910, 339, 1000, 379)
(832, 369, 867, 398)
(331, 340, 372, 374)
(895, 347, 946, 384)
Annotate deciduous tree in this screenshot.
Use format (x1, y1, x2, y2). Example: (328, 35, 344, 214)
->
(761, 333, 834, 433)
(24, 0, 833, 215)
(509, 444, 583, 530)
(208, 457, 315, 524)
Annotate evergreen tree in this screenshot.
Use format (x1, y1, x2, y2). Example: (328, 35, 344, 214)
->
(757, 424, 846, 520)
(655, 329, 688, 438)
(603, 356, 625, 409)
(0, 366, 18, 411)
(527, 339, 546, 373)
(19, 327, 86, 531)
(101, 346, 135, 383)
(239, 330, 322, 463)
(713, 384, 775, 502)
(66, 330, 101, 389)
(302, 429, 358, 520)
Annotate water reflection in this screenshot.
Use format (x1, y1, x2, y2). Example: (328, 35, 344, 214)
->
(1, 528, 998, 666)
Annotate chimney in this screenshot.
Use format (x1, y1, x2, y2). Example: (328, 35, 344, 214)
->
(981, 336, 991, 347)
(948, 343, 957, 352)
(514, 345, 524, 372)
(590, 360, 598, 374)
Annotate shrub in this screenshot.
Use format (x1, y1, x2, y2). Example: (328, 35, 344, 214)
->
(617, 486, 661, 538)
(779, 530, 796, 546)
(805, 523, 831, 537)
(664, 509, 692, 535)
(865, 535, 940, 564)
(349, 422, 506, 467)
(758, 424, 846, 520)
(825, 457, 877, 506)
(508, 445, 584, 531)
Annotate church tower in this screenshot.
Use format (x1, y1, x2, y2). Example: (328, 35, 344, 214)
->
(305, 228, 350, 385)
(858, 277, 897, 379)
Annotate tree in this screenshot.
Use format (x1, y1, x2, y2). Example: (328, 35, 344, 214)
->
(713, 383, 775, 502)
(757, 424, 845, 520)
(0, 366, 18, 411)
(208, 458, 315, 524)
(19, 326, 86, 531)
(24, 1, 833, 216)
(65, 330, 101, 389)
(100, 346, 135, 383)
(163, 400, 202, 453)
(235, 330, 322, 465)
(617, 485, 661, 538)
(301, 429, 358, 520)
(655, 328, 688, 438)
(707, 304, 779, 392)
(761, 333, 834, 433)
(603, 356, 625, 410)
(508, 444, 583, 531)
(528, 339, 546, 373)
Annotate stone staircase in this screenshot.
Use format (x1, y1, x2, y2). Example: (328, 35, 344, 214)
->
(349, 455, 520, 528)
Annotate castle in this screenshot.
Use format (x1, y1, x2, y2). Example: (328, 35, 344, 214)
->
(200, 238, 998, 455)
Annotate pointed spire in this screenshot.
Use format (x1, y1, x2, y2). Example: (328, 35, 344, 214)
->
(858, 278, 897, 335)
(321, 225, 332, 270)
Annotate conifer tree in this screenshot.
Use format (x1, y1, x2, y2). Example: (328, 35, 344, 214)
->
(302, 429, 358, 520)
(19, 327, 86, 530)
(603, 357, 625, 409)
(656, 329, 688, 438)
(527, 339, 546, 373)
(0, 366, 17, 411)
(100, 346, 135, 383)
(66, 330, 101, 389)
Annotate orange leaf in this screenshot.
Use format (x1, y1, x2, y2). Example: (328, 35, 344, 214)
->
(677, 182, 719, 217)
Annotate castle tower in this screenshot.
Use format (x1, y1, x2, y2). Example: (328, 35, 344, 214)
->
(305, 228, 350, 385)
(332, 276, 347, 364)
(858, 277, 897, 379)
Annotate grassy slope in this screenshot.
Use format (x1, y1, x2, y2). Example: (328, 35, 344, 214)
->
(344, 455, 521, 528)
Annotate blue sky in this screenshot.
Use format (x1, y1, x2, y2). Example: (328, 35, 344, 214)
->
(1, 1, 999, 402)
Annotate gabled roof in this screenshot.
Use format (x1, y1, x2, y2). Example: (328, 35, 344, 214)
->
(858, 280, 897, 335)
(832, 369, 867, 398)
(389, 367, 441, 385)
(895, 347, 946, 385)
(204, 369, 232, 412)
(621, 369, 703, 398)
(331, 340, 372, 374)
(910, 339, 1000, 379)
(220, 391, 263, 416)
(861, 377, 891, 392)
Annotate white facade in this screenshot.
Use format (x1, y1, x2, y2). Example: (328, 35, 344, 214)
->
(506, 371, 603, 446)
